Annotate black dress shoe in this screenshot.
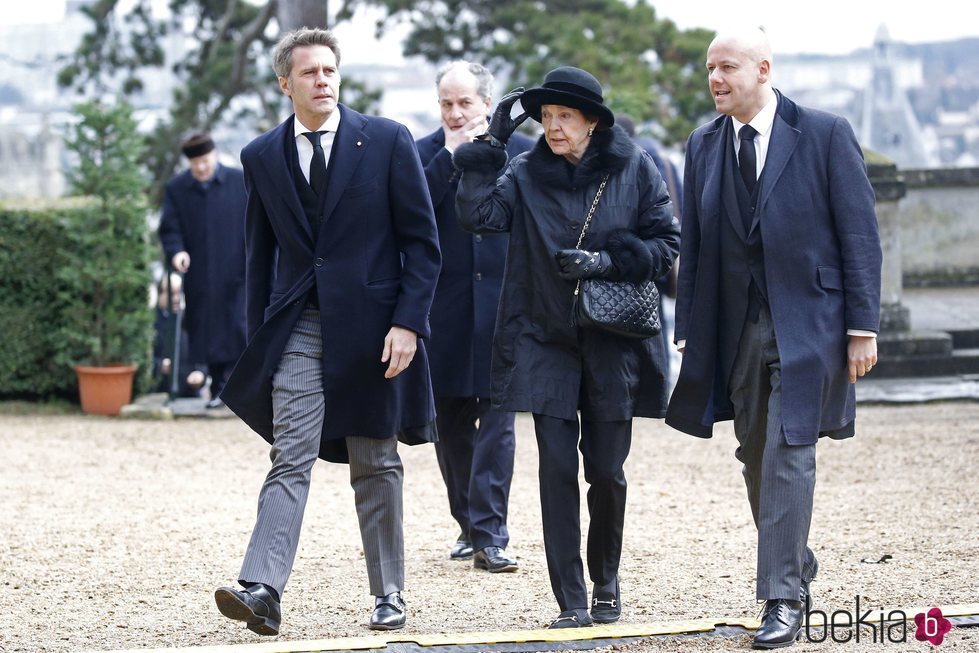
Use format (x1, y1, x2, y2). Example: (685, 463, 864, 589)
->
(450, 536, 474, 560)
(548, 608, 593, 629)
(473, 546, 518, 573)
(370, 591, 406, 630)
(590, 575, 620, 623)
(214, 584, 281, 636)
(753, 599, 804, 649)
(800, 556, 818, 609)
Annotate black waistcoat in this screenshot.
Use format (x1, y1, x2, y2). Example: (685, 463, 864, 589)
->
(286, 132, 332, 244)
(716, 132, 771, 386)
(721, 135, 769, 300)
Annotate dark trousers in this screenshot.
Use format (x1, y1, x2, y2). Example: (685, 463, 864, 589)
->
(729, 301, 817, 601)
(533, 413, 632, 612)
(434, 397, 515, 550)
(208, 361, 232, 398)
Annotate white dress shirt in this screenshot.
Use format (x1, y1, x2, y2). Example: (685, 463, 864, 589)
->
(294, 109, 341, 184)
(731, 88, 777, 179)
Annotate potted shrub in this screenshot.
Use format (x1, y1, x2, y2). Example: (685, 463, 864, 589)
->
(60, 100, 154, 415)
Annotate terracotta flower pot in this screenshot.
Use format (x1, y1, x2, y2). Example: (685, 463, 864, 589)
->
(74, 363, 138, 416)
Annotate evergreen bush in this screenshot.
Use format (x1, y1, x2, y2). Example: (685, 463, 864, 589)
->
(0, 100, 153, 400)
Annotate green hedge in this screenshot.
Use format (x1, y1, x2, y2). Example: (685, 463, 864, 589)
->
(0, 199, 153, 400)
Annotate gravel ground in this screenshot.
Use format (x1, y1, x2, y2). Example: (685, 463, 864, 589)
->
(0, 402, 977, 652)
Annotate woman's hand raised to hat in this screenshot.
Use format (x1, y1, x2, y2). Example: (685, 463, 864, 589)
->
(486, 87, 529, 145)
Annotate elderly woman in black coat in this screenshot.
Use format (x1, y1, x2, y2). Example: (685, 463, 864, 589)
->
(452, 67, 680, 628)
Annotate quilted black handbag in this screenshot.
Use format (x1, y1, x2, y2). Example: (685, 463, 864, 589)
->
(570, 174, 662, 339)
(577, 277, 661, 338)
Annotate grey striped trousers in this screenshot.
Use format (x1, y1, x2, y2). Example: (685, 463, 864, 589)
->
(729, 301, 818, 601)
(238, 307, 404, 598)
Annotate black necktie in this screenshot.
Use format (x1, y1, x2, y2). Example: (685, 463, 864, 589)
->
(303, 131, 327, 193)
(738, 124, 758, 194)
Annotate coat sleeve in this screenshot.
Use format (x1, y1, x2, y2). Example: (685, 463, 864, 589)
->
(158, 181, 185, 261)
(454, 153, 519, 234)
(388, 124, 442, 338)
(241, 157, 277, 340)
(635, 151, 681, 279)
(828, 117, 882, 333)
(674, 132, 701, 344)
(421, 144, 457, 208)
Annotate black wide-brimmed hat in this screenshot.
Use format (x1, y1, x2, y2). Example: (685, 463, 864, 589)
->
(519, 66, 614, 129)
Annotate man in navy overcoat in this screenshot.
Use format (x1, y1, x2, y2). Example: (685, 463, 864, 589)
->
(416, 60, 533, 572)
(214, 28, 441, 636)
(666, 27, 881, 649)
(159, 132, 247, 407)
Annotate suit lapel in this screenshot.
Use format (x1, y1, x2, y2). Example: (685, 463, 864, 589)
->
(755, 105, 801, 224)
(254, 116, 313, 243)
(320, 105, 369, 228)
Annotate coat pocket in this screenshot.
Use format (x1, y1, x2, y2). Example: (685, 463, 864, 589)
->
(345, 177, 379, 199)
(817, 266, 843, 291)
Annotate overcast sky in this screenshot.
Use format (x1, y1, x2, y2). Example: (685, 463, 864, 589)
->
(651, 0, 978, 55)
(4, 0, 978, 61)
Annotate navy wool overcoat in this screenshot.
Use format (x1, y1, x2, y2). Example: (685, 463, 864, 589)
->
(159, 164, 247, 364)
(221, 105, 442, 463)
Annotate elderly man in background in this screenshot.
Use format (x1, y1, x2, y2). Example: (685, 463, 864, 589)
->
(159, 132, 247, 408)
(415, 61, 534, 572)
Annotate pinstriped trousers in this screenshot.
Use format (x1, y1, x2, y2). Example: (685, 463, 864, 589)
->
(238, 307, 405, 598)
(729, 300, 817, 602)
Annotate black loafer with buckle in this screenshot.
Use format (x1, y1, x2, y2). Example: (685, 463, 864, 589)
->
(214, 583, 281, 636)
(548, 608, 593, 629)
(370, 591, 406, 630)
(590, 576, 621, 623)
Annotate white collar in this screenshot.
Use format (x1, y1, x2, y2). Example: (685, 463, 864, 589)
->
(294, 109, 341, 138)
(731, 88, 777, 138)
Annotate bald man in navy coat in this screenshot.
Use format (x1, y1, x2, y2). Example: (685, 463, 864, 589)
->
(667, 27, 881, 649)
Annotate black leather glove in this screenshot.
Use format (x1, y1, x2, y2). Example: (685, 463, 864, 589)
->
(484, 87, 529, 146)
(555, 249, 615, 280)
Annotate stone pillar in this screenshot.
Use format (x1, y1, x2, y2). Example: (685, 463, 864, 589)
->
(866, 157, 910, 332)
(865, 155, 953, 376)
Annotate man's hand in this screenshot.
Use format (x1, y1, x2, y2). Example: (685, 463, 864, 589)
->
(847, 334, 878, 383)
(382, 326, 417, 379)
(171, 251, 190, 273)
(444, 115, 489, 152)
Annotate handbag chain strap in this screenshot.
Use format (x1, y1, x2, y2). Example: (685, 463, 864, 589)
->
(573, 173, 611, 298)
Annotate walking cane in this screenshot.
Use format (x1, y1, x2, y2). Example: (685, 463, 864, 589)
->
(164, 263, 185, 400)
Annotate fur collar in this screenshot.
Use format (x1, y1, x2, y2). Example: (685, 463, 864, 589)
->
(525, 124, 637, 189)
